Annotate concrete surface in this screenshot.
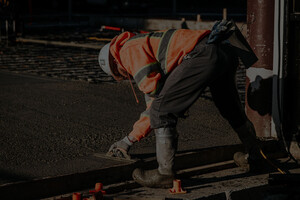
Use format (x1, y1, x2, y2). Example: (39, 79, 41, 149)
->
(42, 159, 300, 200)
(0, 28, 243, 192)
(109, 167, 269, 200)
(107, 166, 300, 200)
(0, 26, 299, 200)
(0, 146, 243, 200)
(0, 70, 240, 185)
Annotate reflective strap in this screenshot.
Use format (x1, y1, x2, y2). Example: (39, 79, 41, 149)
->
(128, 31, 164, 41)
(144, 94, 152, 104)
(133, 62, 161, 86)
(140, 109, 150, 118)
(157, 29, 177, 75)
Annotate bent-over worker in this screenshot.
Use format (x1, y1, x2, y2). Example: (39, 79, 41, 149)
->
(99, 20, 262, 188)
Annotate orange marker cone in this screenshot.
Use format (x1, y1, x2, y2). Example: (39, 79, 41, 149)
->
(95, 183, 103, 192)
(169, 179, 187, 194)
(72, 192, 82, 200)
(90, 182, 106, 195)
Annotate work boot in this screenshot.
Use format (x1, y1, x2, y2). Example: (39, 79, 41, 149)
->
(233, 121, 264, 172)
(233, 150, 265, 172)
(132, 168, 174, 188)
(233, 152, 261, 172)
(132, 127, 178, 188)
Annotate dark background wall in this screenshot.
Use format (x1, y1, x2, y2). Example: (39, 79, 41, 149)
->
(2, 0, 247, 21)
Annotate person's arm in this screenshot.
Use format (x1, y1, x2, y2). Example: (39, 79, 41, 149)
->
(106, 94, 154, 160)
(107, 43, 160, 159)
(120, 44, 163, 141)
(129, 94, 154, 141)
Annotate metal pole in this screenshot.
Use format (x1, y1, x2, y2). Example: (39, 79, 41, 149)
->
(5, 20, 8, 45)
(13, 20, 15, 33)
(246, 0, 275, 138)
(271, 0, 286, 138)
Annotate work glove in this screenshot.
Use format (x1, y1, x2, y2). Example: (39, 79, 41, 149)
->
(207, 20, 234, 44)
(106, 136, 135, 160)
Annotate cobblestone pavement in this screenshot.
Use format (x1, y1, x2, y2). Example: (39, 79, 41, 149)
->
(0, 29, 246, 102)
(0, 43, 115, 83)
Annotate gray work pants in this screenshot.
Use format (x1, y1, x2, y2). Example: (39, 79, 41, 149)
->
(150, 37, 248, 129)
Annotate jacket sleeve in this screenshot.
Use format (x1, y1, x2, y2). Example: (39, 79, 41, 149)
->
(129, 94, 154, 141)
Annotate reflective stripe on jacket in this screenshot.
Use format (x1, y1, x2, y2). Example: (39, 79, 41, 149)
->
(109, 29, 211, 140)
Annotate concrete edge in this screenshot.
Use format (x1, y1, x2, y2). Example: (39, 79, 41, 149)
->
(0, 142, 286, 200)
(43, 160, 236, 200)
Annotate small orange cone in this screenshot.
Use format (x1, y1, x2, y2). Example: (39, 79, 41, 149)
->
(72, 192, 82, 200)
(169, 179, 187, 194)
(90, 182, 106, 195)
(95, 183, 103, 191)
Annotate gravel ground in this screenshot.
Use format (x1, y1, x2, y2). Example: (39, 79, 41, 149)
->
(0, 29, 243, 184)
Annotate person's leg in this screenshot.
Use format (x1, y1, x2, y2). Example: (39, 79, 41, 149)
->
(209, 45, 248, 130)
(132, 127, 178, 188)
(133, 38, 226, 188)
(209, 45, 261, 171)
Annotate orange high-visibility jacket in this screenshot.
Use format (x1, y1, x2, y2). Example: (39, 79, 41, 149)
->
(110, 29, 211, 141)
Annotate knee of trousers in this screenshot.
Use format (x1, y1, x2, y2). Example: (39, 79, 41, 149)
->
(150, 102, 178, 129)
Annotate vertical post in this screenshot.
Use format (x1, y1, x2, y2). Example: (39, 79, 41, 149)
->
(13, 20, 16, 33)
(271, 0, 285, 138)
(5, 20, 8, 45)
(223, 8, 227, 20)
(246, 0, 275, 138)
(197, 14, 201, 22)
(5, 20, 8, 37)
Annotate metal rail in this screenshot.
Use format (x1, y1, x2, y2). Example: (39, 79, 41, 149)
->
(16, 38, 104, 49)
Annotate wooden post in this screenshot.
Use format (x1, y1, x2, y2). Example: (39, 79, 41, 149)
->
(197, 14, 202, 22)
(223, 8, 227, 20)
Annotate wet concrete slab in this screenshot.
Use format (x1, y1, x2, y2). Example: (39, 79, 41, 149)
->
(38, 158, 300, 200)
(0, 70, 242, 185)
(0, 37, 297, 199)
(0, 29, 247, 197)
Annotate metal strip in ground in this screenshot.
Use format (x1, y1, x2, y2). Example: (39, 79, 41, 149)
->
(16, 38, 105, 49)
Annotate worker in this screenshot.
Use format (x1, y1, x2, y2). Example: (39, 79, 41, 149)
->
(99, 20, 261, 188)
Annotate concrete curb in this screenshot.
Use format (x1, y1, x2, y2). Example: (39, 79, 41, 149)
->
(0, 142, 285, 200)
